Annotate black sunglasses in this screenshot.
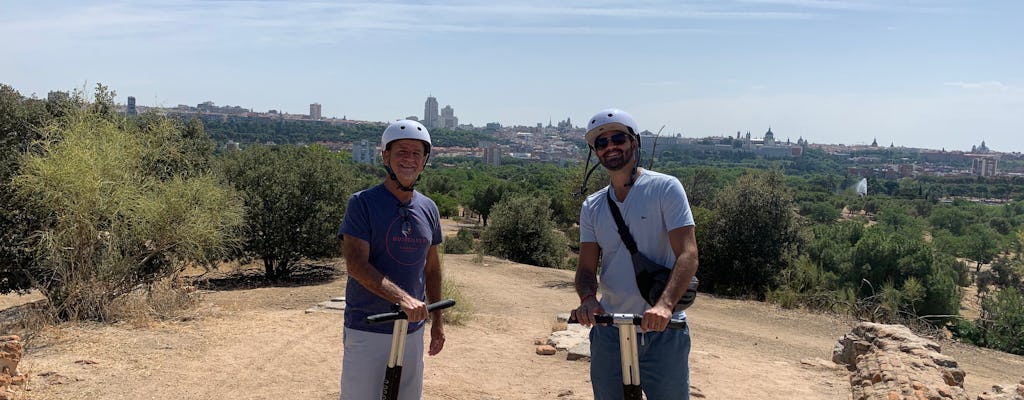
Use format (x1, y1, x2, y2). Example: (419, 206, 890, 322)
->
(398, 204, 413, 236)
(594, 132, 629, 151)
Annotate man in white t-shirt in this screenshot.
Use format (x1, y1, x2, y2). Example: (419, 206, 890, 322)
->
(571, 108, 699, 400)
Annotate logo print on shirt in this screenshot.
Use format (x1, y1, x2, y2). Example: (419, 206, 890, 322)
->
(387, 206, 429, 266)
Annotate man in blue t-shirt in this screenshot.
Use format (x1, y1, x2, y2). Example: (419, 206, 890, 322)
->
(337, 120, 444, 400)
(572, 109, 699, 400)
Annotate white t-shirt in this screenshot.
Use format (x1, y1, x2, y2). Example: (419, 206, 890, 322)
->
(579, 169, 695, 315)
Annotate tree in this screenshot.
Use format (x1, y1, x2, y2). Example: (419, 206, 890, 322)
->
(680, 166, 720, 207)
(977, 287, 1024, 355)
(802, 201, 841, 224)
(462, 180, 506, 226)
(987, 230, 1024, 294)
(12, 109, 244, 320)
(962, 223, 1001, 274)
(481, 194, 568, 268)
(701, 169, 802, 297)
(218, 145, 355, 280)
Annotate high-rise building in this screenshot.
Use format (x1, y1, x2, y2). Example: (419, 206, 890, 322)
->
(127, 96, 137, 116)
(441, 105, 458, 129)
(480, 141, 501, 166)
(424, 96, 439, 129)
(352, 140, 378, 165)
(971, 155, 998, 177)
(310, 103, 322, 119)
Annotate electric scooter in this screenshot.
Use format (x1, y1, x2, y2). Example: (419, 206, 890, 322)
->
(570, 313, 687, 400)
(365, 299, 456, 400)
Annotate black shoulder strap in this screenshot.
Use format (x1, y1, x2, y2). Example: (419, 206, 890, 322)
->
(606, 190, 639, 255)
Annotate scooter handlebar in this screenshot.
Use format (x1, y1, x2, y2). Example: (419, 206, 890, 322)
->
(365, 299, 457, 324)
(568, 313, 686, 330)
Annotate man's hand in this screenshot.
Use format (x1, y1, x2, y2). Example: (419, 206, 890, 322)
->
(399, 297, 428, 322)
(570, 294, 605, 327)
(428, 322, 445, 356)
(641, 304, 673, 332)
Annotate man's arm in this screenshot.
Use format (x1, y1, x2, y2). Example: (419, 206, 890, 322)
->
(424, 244, 445, 355)
(661, 225, 699, 307)
(342, 233, 428, 321)
(572, 242, 604, 326)
(642, 225, 699, 331)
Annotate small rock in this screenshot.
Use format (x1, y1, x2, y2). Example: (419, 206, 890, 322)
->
(536, 345, 557, 356)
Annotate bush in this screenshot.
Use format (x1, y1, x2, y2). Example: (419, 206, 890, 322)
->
(563, 256, 578, 271)
(766, 287, 800, 309)
(481, 194, 568, 268)
(976, 287, 1024, 355)
(801, 201, 841, 224)
(442, 228, 476, 254)
(12, 109, 244, 320)
(701, 169, 801, 297)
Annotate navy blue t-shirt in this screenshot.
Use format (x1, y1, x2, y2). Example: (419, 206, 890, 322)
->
(339, 184, 442, 333)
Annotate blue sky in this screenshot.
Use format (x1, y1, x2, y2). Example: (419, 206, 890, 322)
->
(3, 1, 1022, 152)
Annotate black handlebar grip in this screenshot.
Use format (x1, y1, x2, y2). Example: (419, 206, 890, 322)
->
(365, 299, 457, 324)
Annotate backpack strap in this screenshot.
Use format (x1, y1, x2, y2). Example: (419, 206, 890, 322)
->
(606, 190, 638, 255)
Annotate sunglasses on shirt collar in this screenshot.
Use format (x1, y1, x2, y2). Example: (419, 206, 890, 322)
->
(593, 132, 629, 151)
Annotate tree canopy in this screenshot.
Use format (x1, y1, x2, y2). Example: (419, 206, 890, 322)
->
(218, 144, 356, 280)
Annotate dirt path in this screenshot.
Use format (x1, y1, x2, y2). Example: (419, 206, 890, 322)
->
(10, 254, 1024, 399)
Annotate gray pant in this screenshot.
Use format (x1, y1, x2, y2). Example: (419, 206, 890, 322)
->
(340, 327, 425, 400)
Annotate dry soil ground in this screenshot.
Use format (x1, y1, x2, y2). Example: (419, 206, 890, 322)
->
(4, 253, 1024, 400)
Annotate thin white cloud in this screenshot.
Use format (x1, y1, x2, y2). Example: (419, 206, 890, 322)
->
(943, 81, 1014, 91)
(734, 0, 959, 13)
(734, 0, 888, 11)
(1, 0, 820, 45)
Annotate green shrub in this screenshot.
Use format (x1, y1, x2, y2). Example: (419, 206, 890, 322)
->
(481, 194, 568, 268)
(563, 256, 578, 271)
(766, 287, 799, 309)
(442, 228, 475, 254)
(12, 109, 243, 320)
(977, 287, 1024, 355)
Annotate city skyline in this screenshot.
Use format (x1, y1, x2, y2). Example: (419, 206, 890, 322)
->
(3, 1, 1022, 153)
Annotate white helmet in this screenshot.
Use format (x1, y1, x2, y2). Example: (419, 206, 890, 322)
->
(585, 108, 638, 147)
(382, 120, 431, 153)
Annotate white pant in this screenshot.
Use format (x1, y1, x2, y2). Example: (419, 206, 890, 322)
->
(340, 327, 425, 400)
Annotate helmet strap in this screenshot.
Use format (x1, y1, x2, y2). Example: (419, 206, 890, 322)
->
(574, 149, 601, 198)
(624, 146, 641, 188)
(384, 164, 418, 192)
(382, 147, 430, 193)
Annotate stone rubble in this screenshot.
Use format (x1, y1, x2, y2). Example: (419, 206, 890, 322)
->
(833, 322, 969, 400)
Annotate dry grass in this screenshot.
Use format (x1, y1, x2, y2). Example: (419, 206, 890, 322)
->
(104, 276, 201, 326)
(440, 273, 473, 326)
